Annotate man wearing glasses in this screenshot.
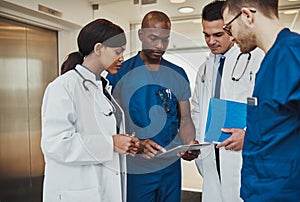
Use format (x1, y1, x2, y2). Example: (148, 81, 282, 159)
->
(191, 1, 264, 202)
(223, 0, 300, 201)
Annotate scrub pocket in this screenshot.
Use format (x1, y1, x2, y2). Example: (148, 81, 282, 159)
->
(60, 187, 101, 202)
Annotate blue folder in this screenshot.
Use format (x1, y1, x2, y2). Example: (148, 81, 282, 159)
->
(204, 98, 247, 143)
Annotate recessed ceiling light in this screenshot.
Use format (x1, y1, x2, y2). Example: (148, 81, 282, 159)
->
(170, 0, 186, 3)
(283, 9, 299, 14)
(178, 6, 195, 13)
(288, 0, 299, 2)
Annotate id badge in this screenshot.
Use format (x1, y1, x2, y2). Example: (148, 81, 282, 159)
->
(247, 97, 258, 106)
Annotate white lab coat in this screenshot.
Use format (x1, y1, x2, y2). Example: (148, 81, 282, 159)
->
(41, 65, 126, 202)
(191, 44, 264, 202)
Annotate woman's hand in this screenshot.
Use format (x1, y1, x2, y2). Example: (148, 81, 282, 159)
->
(113, 134, 140, 156)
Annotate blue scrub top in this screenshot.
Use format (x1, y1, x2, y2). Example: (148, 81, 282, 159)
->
(241, 28, 300, 201)
(107, 53, 191, 148)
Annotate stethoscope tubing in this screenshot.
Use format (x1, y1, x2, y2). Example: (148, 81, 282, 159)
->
(201, 52, 251, 83)
(74, 68, 98, 91)
(73, 68, 116, 116)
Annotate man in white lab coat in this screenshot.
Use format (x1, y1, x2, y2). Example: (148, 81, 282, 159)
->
(191, 1, 264, 202)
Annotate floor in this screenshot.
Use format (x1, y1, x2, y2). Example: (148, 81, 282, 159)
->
(181, 190, 202, 202)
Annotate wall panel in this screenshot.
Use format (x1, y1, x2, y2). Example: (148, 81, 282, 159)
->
(0, 17, 58, 202)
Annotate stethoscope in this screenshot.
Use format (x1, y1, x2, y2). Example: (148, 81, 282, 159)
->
(201, 52, 251, 82)
(74, 68, 98, 91)
(73, 69, 123, 175)
(74, 68, 116, 116)
(231, 52, 251, 81)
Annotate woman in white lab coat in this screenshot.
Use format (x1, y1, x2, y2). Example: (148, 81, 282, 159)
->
(41, 19, 139, 202)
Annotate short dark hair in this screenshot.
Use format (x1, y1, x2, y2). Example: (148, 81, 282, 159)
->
(141, 11, 171, 29)
(224, 0, 279, 18)
(202, 1, 226, 21)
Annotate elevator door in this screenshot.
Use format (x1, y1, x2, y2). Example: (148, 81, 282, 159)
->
(0, 17, 58, 202)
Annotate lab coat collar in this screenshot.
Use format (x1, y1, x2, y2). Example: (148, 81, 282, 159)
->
(75, 64, 111, 91)
(101, 76, 112, 93)
(224, 43, 239, 57)
(208, 43, 240, 63)
(75, 65, 114, 95)
(75, 64, 98, 81)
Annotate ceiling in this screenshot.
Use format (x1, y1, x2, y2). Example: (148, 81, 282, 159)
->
(94, 0, 300, 18)
(91, 0, 300, 49)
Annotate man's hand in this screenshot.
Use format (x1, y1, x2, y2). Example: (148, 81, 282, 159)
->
(216, 128, 245, 151)
(180, 140, 200, 161)
(137, 139, 166, 159)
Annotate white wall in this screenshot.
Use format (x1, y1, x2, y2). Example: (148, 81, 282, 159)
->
(2, 0, 93, 25)
(164, 49, 209, 93)
(0, 0, 95, 69)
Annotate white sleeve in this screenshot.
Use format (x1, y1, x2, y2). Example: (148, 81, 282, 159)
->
(41, 78, 114, 165)
(191, 62, 206, 142)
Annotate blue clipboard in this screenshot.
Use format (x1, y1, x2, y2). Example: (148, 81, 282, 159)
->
(204, 98, 247, 143)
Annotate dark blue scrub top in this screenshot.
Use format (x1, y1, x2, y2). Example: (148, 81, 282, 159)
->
(107, 53, 191, 148)
(241, 28, 300, 201)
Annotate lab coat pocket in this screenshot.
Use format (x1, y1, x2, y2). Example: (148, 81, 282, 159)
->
(95, 96, 115, 117)
(61, 187, 101, 202)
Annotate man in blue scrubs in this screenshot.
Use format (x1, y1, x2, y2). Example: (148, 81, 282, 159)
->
(223, 1, 300, 201)
(107, 11, 199, 202)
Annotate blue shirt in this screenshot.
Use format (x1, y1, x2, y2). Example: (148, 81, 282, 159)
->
(241, 28, 300, 201)
(108, 53, 191, 148)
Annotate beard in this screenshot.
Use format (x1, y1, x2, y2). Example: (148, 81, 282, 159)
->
(236, 26, 257, 53)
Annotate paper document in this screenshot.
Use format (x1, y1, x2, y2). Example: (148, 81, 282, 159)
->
(204, 98, 247, 143)
(155, 143, 211, 158)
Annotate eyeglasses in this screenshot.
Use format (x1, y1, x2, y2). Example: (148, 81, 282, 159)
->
(223, 9, 256, 36)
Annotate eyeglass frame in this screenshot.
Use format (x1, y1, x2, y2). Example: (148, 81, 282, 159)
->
(223, 9, 256, 36)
